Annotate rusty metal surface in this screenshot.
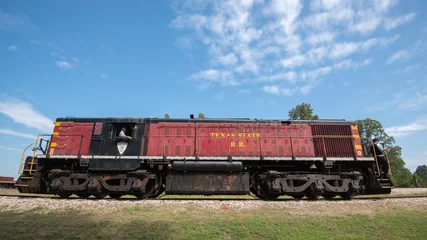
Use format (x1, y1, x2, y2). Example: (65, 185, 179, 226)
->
(172, 161, 243, 172)
(165, 172, 250, 194)
(88, 158, 140, 171)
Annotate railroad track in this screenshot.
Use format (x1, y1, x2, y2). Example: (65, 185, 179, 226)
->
(1, 193, 427, 201)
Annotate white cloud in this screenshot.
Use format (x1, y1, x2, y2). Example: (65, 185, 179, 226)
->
(262, 85, 298, 96)
(281, 55, 305, 68)
(370, 87, 427, 112)
(214, 53, 239, 66)
(386, 50, 410, 64)
(384, 12, 416, 30)
(8, 45, 18, 51)
(262, 85, 280, 95)
(385, 119, 427, 137)
(55, 61, 72, 69)
(393, 63, 422, 74)
(0, 97, 53, 132)
(306, 31, 336, 46)
(0, 129, 35, 140)
(259, 72, 297, 83)
(170, 0, 409, 95)
(330, 42, 359, 59)
(190, 69, 239, 87)
(350, 17, 382, 35)
(0, 145, 22, 152)
(301, 66, 332, 80)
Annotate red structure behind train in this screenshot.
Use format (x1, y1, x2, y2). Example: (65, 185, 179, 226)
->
(15, 116, 393, 200)
(0, 176, 15, 188)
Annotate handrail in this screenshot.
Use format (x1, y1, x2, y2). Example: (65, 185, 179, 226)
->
(19, 134, 92, 175)
(18, 138, 38, 174)
(384, 151, 392, 177)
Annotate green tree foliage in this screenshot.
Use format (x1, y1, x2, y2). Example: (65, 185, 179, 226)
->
(356, 118, 413, 187)
(413, 165, 427, 187)
(198, 113, 206, 119)
(386, 146, 413, 187)
(288, 103, 319, 120)
(164, 114, 170, 119)
(355, 118, 395, 156)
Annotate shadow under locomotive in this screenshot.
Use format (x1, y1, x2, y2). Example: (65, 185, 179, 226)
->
(15, 117, 393, 200)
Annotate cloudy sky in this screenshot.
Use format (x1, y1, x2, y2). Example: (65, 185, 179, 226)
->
(1, 0, 426, 178)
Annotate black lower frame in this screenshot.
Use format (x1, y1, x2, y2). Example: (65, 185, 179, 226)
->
(16, 156, 392, 200)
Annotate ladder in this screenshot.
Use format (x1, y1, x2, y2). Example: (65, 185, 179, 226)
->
(15, 136, 48, 193)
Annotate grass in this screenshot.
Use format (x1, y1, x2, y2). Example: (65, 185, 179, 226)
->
(1, 205, 426, 240)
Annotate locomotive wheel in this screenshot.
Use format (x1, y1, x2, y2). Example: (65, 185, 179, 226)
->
(305, 192, 319, 200)
(93, 193, 107, 199)
(322, 193, 337, 200)
(250, 183, 280, 200)
(76, 191, 91, 198)
(109, 194, 123, 199)
(339, 191, 356, 200)
(291, 194, 305, 200)
(150, 183, 165, 198)
(57, 192, 72, 198)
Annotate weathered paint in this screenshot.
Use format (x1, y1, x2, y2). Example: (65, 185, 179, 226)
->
(48, 122, 94, 155)
(146, 123, 316, 157)
(165, 172, 250, 194)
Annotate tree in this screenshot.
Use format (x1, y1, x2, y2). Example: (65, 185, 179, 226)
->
(356, 118, 395, 156)
(288, 103, 319, 120)
(386, 146, 413, 187)
(164, 114, 170, 119)
(198, 113, 206, 119)
(356, 118, 412, 187)
(414, 165, 427, 187)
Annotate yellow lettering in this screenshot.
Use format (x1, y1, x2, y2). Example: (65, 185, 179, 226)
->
(230, 142, 236, 147)
(210, 132, 261, 139)
(239, 141, 245, 147)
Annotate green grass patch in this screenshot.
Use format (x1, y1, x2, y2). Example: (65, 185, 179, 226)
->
(1, 206, 426, 240)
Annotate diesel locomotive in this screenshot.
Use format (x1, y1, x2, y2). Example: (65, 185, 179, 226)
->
(15, 116, 393, 200)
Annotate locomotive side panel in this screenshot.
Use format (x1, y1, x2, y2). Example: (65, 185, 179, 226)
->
(146, 121, 315, 158)
(48, 122, 94, 156)
(146, 123, 196, 156)
(196, 123, 315, 157)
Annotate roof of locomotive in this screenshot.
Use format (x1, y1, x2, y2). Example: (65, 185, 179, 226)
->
(55, 116, 357, 125)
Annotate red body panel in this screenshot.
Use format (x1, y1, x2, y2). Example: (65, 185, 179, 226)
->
(49, 122, 94, 155)
(0, 176, 14, 183)
(146, 123, 315, 157)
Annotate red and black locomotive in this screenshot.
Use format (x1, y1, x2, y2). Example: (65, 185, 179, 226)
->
(15, 116, 393, 200)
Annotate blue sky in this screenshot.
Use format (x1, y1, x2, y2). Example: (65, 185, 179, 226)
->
(1, 0, 426, 179)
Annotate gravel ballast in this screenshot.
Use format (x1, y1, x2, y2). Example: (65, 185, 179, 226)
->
(1, 196, 427, 216)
